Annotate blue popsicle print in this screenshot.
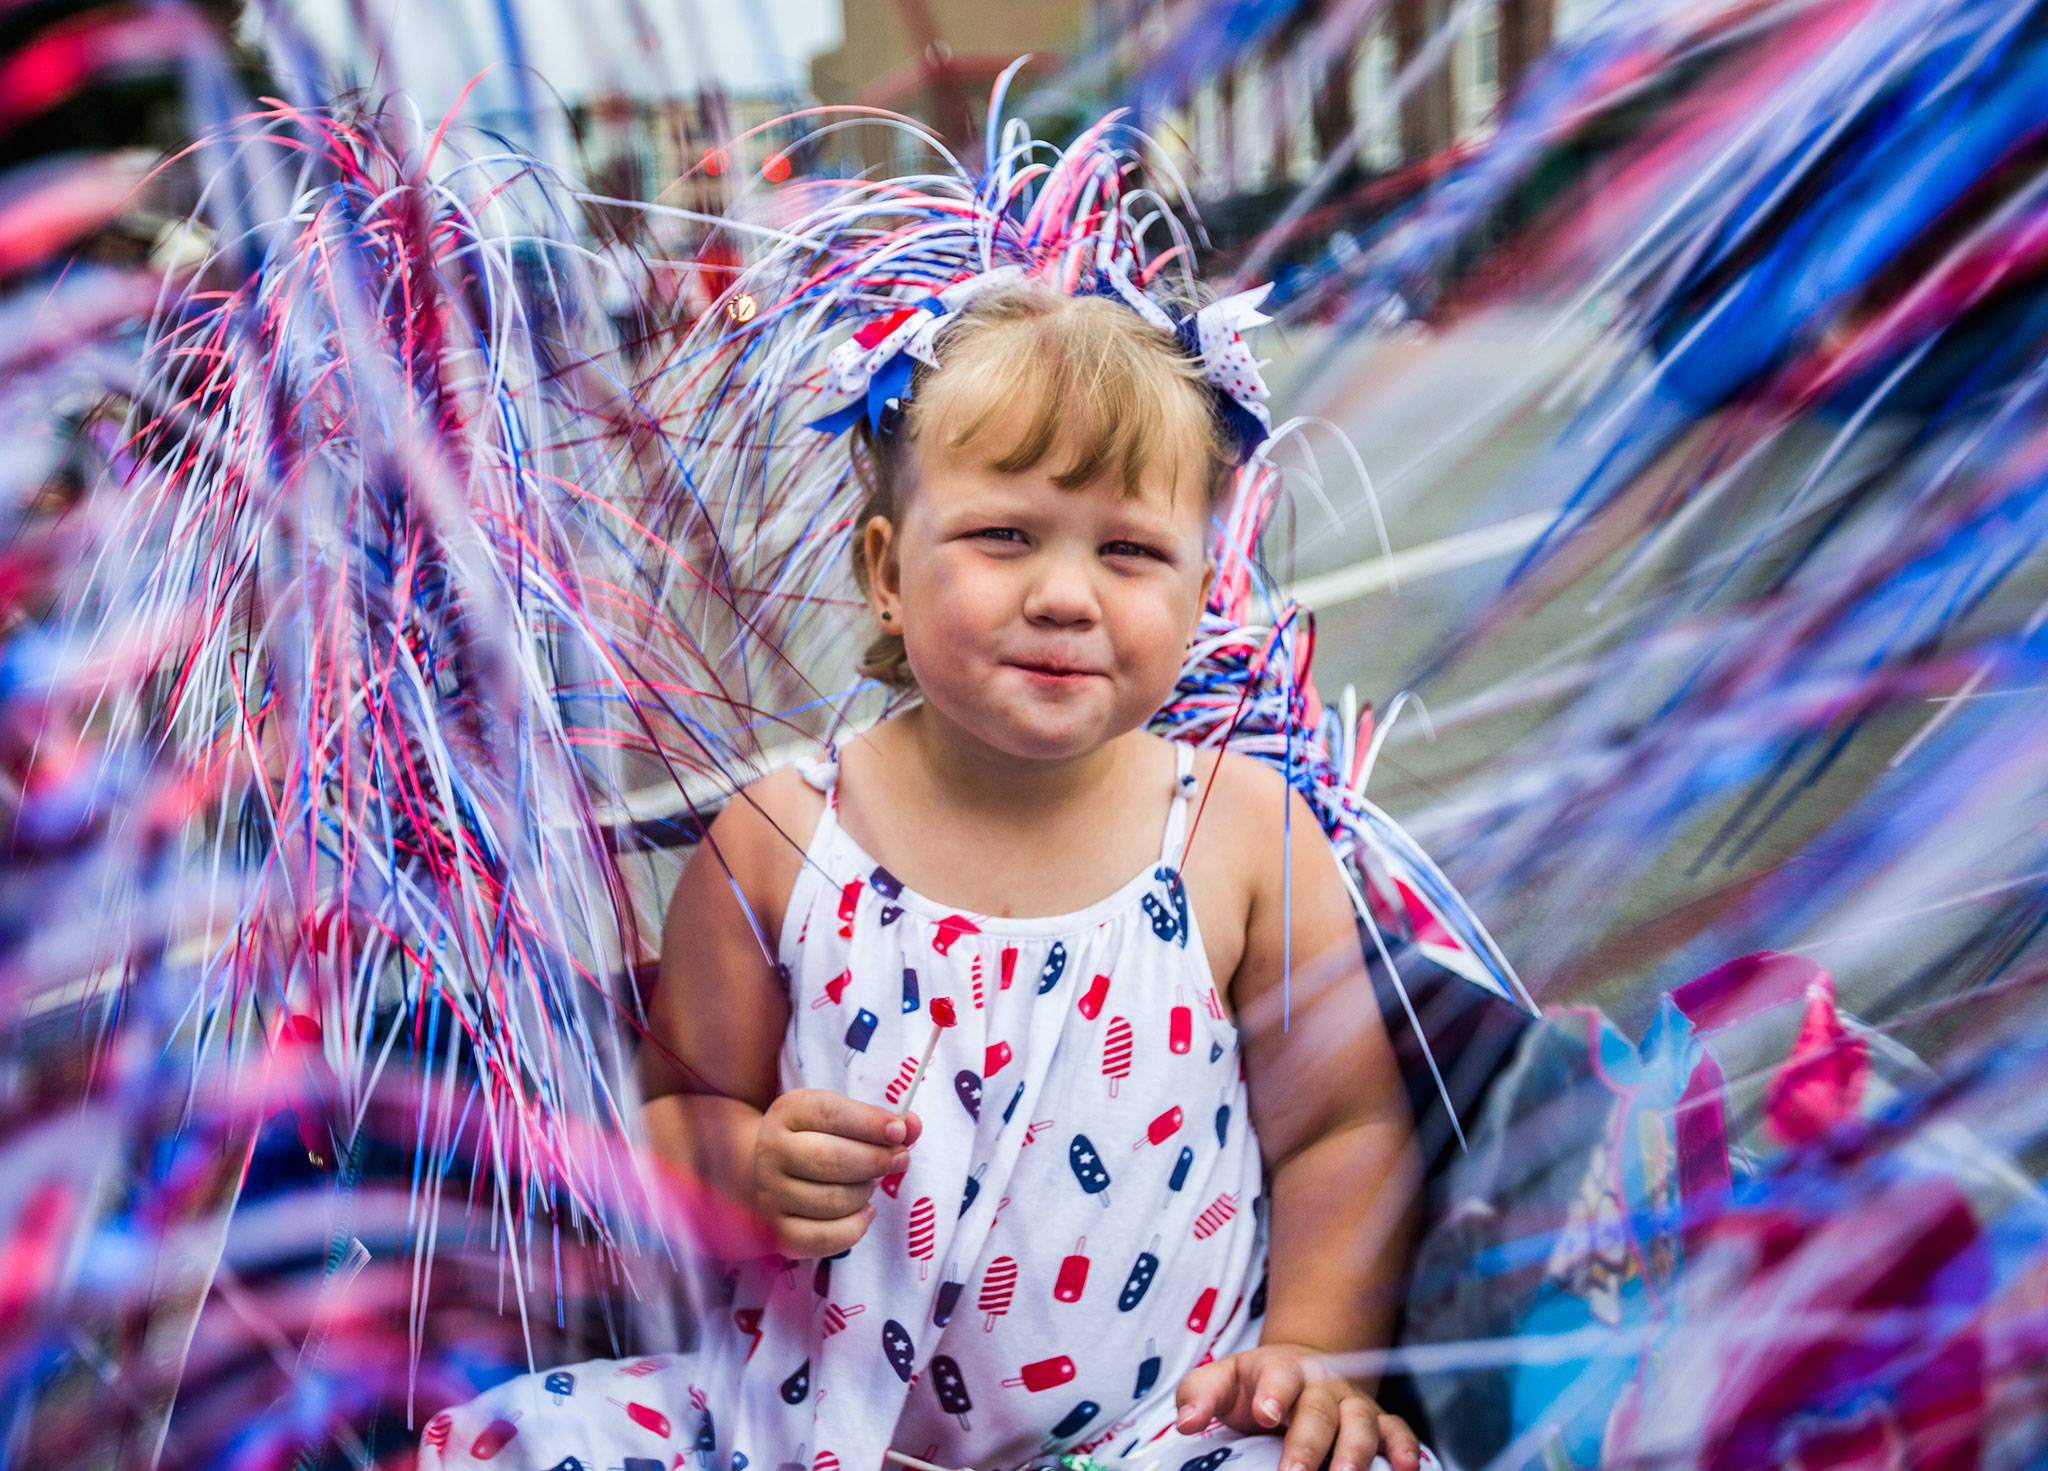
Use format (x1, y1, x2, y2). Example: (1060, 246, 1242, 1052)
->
(1215, 1102, 1231, 1147)
(1001, 1079, 1025, 1124)
(1050, 1400, 1101, 1438)
(1068, 1133, 1112, 1205)
(779, 1359, 809, 1404)
(544, 1370, 574, 1403)
(844, 1008, 879, 1061)
(882, 1318, 916, 1382)
(902, 966, 920, 1013)
(1038, 940, 1067, 994)
(1119, 1236, 1160, 1310)
(955, 1069, 982, 1119)
(1180, 1450, 1236, 1471)
(1168, 1145, 1193, 1192)
(1134, 1339, 1161, 1398)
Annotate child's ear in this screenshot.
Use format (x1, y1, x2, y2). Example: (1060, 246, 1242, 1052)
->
(863, 515, 902, 623)
(1192, 558, 1215, 633)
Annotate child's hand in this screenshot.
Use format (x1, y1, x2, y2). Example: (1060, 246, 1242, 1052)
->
(752, 1089, 923, 1258)
(1174, 1344, 1422, 1471)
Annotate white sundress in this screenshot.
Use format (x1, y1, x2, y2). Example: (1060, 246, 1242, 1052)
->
(422, 740, 1432, 1471)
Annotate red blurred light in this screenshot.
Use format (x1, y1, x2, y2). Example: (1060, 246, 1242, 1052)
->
(763, 152, 791, 184)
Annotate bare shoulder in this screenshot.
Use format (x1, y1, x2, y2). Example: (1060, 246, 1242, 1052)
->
(695, 762, 828, 946)
(1187, 747, 1297, 867)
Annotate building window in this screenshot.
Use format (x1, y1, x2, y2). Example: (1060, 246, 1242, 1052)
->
(1351, 27, 1400, 172)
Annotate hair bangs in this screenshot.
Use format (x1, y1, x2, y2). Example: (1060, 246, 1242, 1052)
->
(909, 288, 1223, 503)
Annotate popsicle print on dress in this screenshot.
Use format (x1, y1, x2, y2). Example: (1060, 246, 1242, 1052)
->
(469, 1417, 519, 1459)
(608, 1399, 671, 1437)
(1180, 1449, 1237, 1471)
(1142, 868, 1189, 945)
(1168, 1145, 1194, 1191)
(1054, 1236, 1090, 1302)
(954, 1070, 982, 1119)
(1049, 1401, 1101, 1440)
(882, 1319, 916, 1382)
(1170, 987, 1192, 1054)
(819, 1300, 864, 1338)
(1003, 1356, 1076, 1392)
(1102, 1018, 1132, 1097)
(933, 914, 979, 954)
(1193, 1192, 1238, 1239)
(1133, 1339, 1161, 1399)
(1000, 945, 1018, 990)
(779, 1360, 810, 1405)
(544, 1370, 574, 1404)
(810, 969, 852, 1009)
(1077, 973, 1110, 1020)
(872, 866, 904, 925)
(836, 878, 862, 938)
(1068, 1134, 1112, 1204)
(979, 1254, 1018, 1330)
(907, 1197, 935, 1278)
(1119, 1235, 1161, 1310)
(844, 1008, 878, 1063)
(1135, 1105, 1182, 1149)
(1038, 941, 1067, 994)
(901, 966, 919, 1013)
(929, 1353, 973, 1429)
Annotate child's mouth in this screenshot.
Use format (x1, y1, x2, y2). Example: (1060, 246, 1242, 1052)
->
(1009, 660, 1101, 684)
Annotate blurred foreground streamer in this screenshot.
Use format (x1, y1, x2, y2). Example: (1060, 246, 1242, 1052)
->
(5, 0, 2048, 1467)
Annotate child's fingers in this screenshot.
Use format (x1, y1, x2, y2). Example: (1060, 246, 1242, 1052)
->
(1276, 1383, 1341, 1471)
(778, 1089, 904, 1146)
(775, 1204, 875, 1259)
(1173, 1359, 1234, 1432)
(785, 1131, 905, 1186)
(1329, 1396, 1381, 1471)
(1248, 1355, 1306, 1428)
(771, 1176, 875, 1221)
(1375, 1412, 1422, 1471)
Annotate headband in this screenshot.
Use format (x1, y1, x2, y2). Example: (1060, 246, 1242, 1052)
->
(807, 261, 1277, 465)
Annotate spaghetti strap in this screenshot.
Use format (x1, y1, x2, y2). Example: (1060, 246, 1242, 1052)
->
(794, 747, 839, 799)
(1159, 741, 1198, 868)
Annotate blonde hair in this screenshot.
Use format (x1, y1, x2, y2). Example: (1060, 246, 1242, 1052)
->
(848, 283, 1235, 689)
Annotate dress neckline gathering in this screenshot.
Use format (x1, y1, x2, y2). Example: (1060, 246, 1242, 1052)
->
(792, 741, 1200, 942)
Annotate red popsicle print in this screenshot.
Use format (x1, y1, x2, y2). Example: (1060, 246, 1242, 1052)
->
(971, 955, 985, 1010)
(1003, 1355, 1077, 1391)
(884, 1056, 920, 1106)
(879, 1168, 905, 1198)
(1134, 1105, 1183, 1149)
(1204, 986, 1226, 1021)
(810, 969, 852, 1009)
(1054, 1236, 1091, 1302)
(1170, 987, 1192, 1054)
(1078, 973, 1110, 1019)
(614, 1400, 671, 1437)
(908, 1196, 935, 1279)
(933, 915, 980, 954)
(421, 1414, 452, 1452)
(733, 1307, 763, 1359)
(470, 1418, 519, 1458)
(821, 1302, 866, 1338)
(836, 878, 863, 937)
(979, 1254, 1018, 1329)
(1187, 1286, 1219, 1333)
(1000, 946, 1018, 990)
(816, 1452, 840, 1471)
(619, 1356, 670, 1377)
(1103, 1017, 1133, 1097)
(1193, 1192, 1238, 1239)
(984, 1040, 1013, 1077)
(689, 1385, 708, 1412)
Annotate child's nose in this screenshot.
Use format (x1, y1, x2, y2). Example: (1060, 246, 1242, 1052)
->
(1023, 553, 1100, 626)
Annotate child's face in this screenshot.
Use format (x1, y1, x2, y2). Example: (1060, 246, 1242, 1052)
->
(867, 426, 1213, 762)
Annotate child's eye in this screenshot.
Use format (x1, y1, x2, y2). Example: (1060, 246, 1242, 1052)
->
(974, 527, 1025, 544)
(1103, 540, 1164, 561)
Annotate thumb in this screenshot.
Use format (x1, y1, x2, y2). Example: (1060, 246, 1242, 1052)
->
(901, 1110, 925, 1148)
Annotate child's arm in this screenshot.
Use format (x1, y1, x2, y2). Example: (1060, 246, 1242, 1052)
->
(641, 772, 919, 1260)
(1176, 763, 1424, 1471)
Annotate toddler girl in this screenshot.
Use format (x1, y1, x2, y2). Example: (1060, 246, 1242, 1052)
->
(424, 111, 1446, 1471)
